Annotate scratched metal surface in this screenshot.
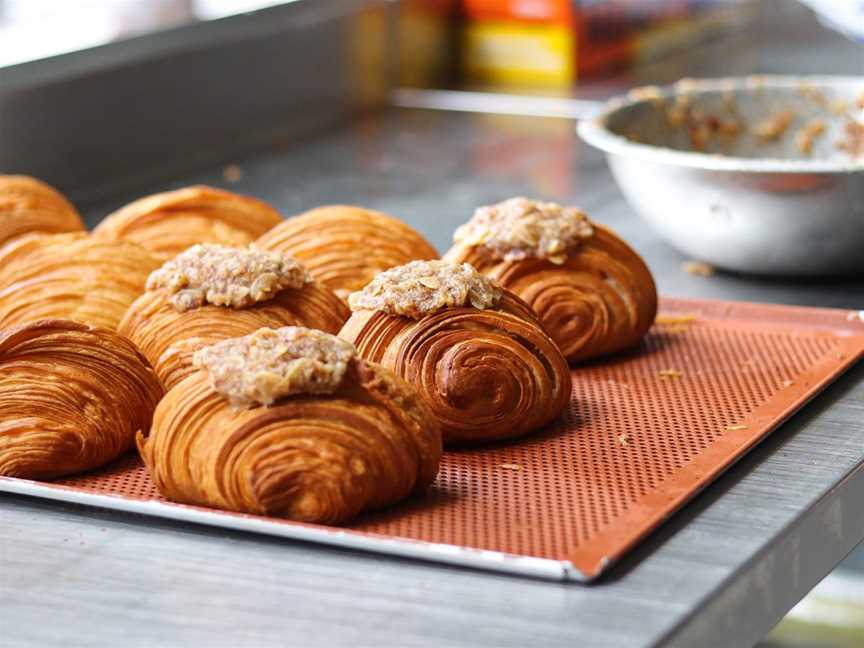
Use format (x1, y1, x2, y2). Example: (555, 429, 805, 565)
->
(1, 1, 863, 647)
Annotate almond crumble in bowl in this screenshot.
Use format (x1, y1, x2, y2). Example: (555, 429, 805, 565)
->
(578, 75, 864, 276)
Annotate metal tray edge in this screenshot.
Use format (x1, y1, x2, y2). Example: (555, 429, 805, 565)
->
(0, 477, 584, 583)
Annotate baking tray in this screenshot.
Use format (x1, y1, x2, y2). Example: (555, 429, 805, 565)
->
(2, 297, 862, 582)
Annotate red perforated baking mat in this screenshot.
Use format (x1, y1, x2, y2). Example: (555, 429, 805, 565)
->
(2, 298, 863, 581)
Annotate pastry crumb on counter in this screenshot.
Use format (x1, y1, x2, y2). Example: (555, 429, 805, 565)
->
(194, 326, 356, 408)
(453, 197, 593, 264)
(682, 261, 716, 277)
(147, 243, 311, 311)
(658, 369, 684, 379)
(222, 164, 243, 184)
(726, 424, 748, 431)
(348, 259, 502, 319)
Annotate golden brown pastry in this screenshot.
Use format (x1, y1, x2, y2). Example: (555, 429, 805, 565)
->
(119, 244, 349, 390)
(139, 326, 442, 524)
(0, 319, 162, 479)
(93, 185, 284, 261)
(443, 197, 657, 363)
(0, 233, 160, 331)
(0, 175, 84, 247)
(339, 260, 571, 444)
(256, 205, 438, 299)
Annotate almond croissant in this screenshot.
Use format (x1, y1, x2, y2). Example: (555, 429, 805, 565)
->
(0, 175, 84, 247)
(139, 327, 442, 524)
(340, 260, 571, 444)
(0, 233, 160, 331)
(0, 319, 163, 479)
(443, 197, 657, 363)
(93, 185, 284, 261)
(119, 244, 349, 390)
(256, 205, 438, 299)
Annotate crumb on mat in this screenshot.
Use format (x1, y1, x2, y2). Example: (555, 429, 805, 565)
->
(499, 463, 522, 471)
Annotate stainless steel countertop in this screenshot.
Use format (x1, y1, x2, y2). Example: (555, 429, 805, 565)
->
(2, 3, 863, 647)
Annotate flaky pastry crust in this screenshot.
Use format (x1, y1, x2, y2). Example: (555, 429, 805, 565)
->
(0, 175, 84, 247)
(93, 185, 284, 261)
(0, 233, 160, 330)
(256, 205, 438, 299)
(340, 266, 570, 444)
(139, 354, 442, 525)
(444, 200, 657, 363)
(0, 320, 162, 479)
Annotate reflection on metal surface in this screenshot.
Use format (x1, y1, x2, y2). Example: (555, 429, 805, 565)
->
(392, 88, 602, 119)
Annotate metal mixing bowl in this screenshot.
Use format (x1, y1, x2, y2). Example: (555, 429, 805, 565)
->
(578, 75, 864, 277)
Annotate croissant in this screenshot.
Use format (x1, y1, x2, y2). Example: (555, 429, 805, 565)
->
(0, 233, 160, 331)
(0, 175, 84, 247)
(119, 244, 349, 390)
(443, 197, 657, 363)
(139, 326, 442, 524)
(256, 205, 438, 299)
(339, 260, 571, 444)
(93, 185, 284, 261)
(0, 319, 163, 479)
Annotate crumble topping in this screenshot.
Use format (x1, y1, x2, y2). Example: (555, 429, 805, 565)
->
(347, 260, 502, 319)
(146, 244, 311, 312)
(193, 326, 355, 407)
(453, 197, 594, 264)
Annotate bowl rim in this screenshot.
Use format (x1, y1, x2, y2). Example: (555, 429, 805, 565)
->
(577, 75, 864, 174)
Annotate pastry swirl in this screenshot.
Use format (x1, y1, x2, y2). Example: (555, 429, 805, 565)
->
(0, 175, 84, 247)
(119, 246, 348, 390)
(444, 198, 657, 362)
(139, 328, 442, 524)
(94, 185, 284, 261)
(340, 261, 571, 444)
(256, 205, 438, 299)
(0, 233, 160, 330)
(0, 319, 162, 479)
